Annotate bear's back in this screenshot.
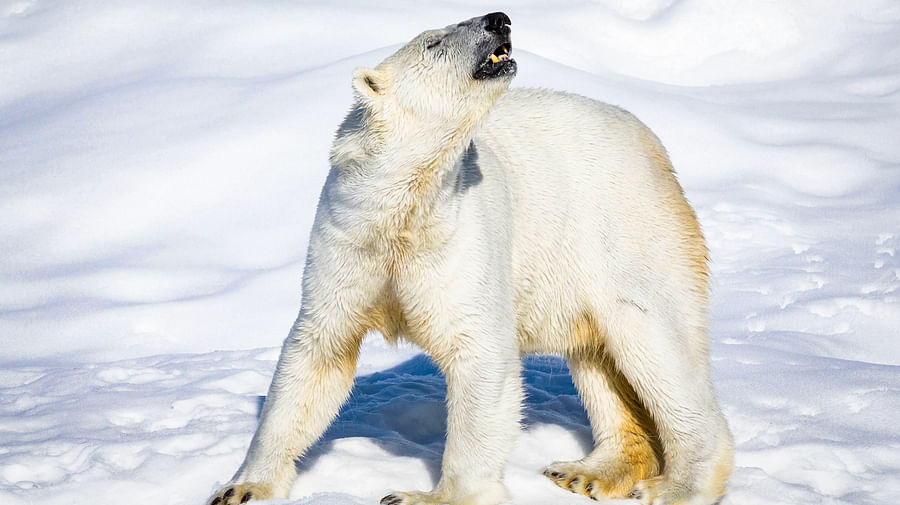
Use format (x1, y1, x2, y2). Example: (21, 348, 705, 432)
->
(473, 88, 708, 350)
(475, 87, 690, 247)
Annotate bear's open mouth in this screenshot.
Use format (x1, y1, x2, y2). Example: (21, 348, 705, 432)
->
(488, 43, 511, 64)
(474, 42, 516, 79)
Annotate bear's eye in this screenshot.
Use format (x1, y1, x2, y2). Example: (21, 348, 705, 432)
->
(425, 38, 442, 50)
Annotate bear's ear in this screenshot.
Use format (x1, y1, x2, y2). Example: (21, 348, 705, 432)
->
(352, 67, 386, 102)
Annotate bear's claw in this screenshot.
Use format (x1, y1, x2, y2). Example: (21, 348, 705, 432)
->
(380, 494, 403, 505)
(207, 483, 271, 505)
(379, 490, 445, 505)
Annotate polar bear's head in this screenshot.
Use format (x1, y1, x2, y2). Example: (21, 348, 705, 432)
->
(334, 13, 516, 167)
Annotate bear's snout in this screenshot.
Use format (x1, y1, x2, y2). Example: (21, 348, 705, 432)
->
(483, 12, 511, 35)
(471, 12, 516, 80)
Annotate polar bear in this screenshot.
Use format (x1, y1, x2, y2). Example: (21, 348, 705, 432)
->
(208, 12, 733, 505)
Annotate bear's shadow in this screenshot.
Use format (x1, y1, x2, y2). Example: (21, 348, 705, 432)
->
(253, 354, 592, 485)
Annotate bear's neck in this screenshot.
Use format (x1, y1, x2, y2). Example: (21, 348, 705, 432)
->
(374, 121, 474, 218)
(388, 126, 473, 194)
(329, 119, 481, 263)
(381, 103, 493, 198)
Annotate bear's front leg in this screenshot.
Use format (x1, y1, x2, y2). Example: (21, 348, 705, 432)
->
(207, 318, 363, 504)
(208, 240, 374, 504)
(382, 332, 523, 505)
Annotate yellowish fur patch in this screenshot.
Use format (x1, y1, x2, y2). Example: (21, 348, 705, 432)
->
(558, 313, 662, 498)
(706, 438, 734, 501)
(640, 130, 709, 297)
(360, 284, 407, 344)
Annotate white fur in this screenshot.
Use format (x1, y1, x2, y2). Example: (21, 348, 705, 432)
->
(210, 14, 732, 505)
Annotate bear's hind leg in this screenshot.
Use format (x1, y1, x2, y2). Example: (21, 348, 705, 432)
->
(604, 307, 733, 505)
(543, 348, 661, 501)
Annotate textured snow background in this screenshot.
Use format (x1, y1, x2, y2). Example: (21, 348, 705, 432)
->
(1, 1, 898, 504)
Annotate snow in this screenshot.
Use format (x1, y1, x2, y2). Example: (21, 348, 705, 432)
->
(1, 1, 898, 505)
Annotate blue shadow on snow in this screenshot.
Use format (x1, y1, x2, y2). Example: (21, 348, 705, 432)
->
(290, 353, 592, 483)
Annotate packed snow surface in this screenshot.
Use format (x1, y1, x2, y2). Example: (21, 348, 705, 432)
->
(1, 1, 898, 505)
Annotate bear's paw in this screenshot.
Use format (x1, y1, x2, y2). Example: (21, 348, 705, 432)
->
(207, 482, 273, 505)
(380, 490, 440, 505)
(543, 458, 653, 501)
(628, 475, 701, 505)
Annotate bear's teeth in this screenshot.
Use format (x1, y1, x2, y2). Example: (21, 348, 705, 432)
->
(490, 54, 500, 63)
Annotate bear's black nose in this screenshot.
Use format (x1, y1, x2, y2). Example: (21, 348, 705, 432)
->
(483, 12, 511, 35)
